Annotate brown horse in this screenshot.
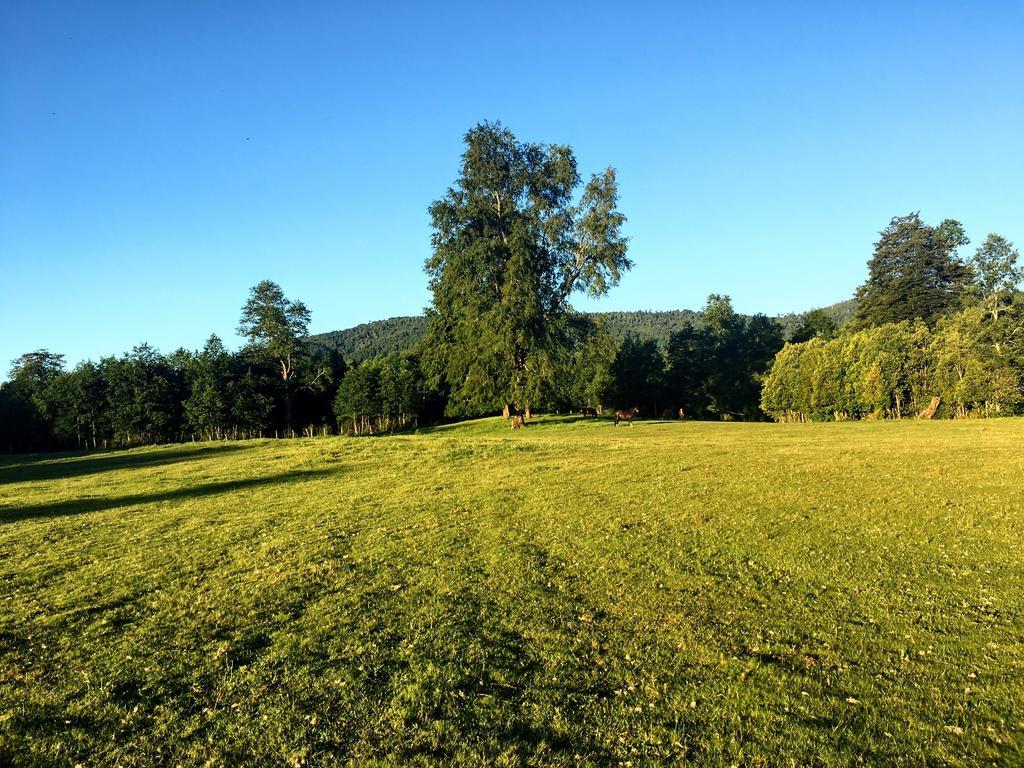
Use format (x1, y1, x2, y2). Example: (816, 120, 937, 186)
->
(613, 407, 639, 426)
(578, 407, 598, 417)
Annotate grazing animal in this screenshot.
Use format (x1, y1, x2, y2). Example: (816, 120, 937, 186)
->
(613, 407, 639, 426)
(678, 407, 685, 420)
(578, 407, 597, 417)
(511, 414, 524, 429)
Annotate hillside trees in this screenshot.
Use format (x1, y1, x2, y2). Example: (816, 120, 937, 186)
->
(43, 361, 108, 449)
(789, 308, 838, 343)
(853, 213, 972, 328)
(423, 121, 630, 419)
(563, 318, 617, 412)
(665, 323, 706, 416)
(101, 344, 185, 444)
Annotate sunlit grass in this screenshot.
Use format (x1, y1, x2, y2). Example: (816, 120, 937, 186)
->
(1, 416, 1022, 766)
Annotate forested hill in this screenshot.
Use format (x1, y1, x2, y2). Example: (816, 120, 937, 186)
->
(310, 300, 857, 362)
(310, 316, 428, 363)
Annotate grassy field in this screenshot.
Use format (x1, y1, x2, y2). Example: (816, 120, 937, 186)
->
(1, 417, 1022, 767)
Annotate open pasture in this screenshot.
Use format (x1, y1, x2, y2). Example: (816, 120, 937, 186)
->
(1, 417, 1022, 766)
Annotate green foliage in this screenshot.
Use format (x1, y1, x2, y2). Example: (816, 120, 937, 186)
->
(2, 418, 1023, 765)
(0, 351, 66, 452)
(42, 361, 109, 450)
(183, 335, 232, 439)
(789, 308, 839, 343)
(238, 280, 313, 432)
(333, 352, 428, 434)
(600, 335, 666, 414)
(310, 316, 429, 363)
(100, 344, 186, 445)
(968, 233, 1023, 320)
(664, 296, 784, 419)
(762, 302, 1024, 421)
(561, 317, 617, 411)
(853, 213, 972, 328)
(238, 280, 311, 374)
(310, 300, 856, 362)
(423, 121, 630, 416)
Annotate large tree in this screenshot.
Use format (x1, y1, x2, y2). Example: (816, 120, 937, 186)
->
(969, 233, 1022, 320)
(423, 121, 630, 418)
(853, 213, 971, 328)
(0, 350, 65, 452)
(238, 280, 312, 433)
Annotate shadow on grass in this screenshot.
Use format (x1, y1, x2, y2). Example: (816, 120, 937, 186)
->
(0, 443, 250, 485)
(414, 414, 609, 436)
(0, 467, 334, 525)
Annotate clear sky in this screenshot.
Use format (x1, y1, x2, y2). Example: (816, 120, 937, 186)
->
(2, 1, 1022, 374)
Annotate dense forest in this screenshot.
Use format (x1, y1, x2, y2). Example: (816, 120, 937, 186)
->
(3, 124, 1022, 453)
(308, 301, 857, 362)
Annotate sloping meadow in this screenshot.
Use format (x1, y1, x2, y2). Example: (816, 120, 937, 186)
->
(1, 416, 1022, 766)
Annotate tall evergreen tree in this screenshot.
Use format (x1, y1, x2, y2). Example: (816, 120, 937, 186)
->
(423, 121, 630, 419)
(183, 335, 232, 439)
(665, 322, 707, 417)
(102, 345, 183, 445)
(853, 213, 971, 328)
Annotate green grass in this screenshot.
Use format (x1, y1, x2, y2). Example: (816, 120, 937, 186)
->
(1, 416, 1022, 766)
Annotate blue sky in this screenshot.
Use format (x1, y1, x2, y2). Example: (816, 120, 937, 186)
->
(2, 1, 1022, 373)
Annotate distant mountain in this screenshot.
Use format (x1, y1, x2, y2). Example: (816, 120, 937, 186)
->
(310, 300, 857, 363)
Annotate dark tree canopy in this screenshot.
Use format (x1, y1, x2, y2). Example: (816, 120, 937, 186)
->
(853, 213, 971, 328)
(663, 295, 784, 420)
(423, 121, 630, 417)
(601, 335, 666, 416)
(789, 308, 838, 344)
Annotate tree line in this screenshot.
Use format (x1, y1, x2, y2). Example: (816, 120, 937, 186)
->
(0, 282, 347, 453)
(4, 124, 1023, 452)
(762, 217, 1023, 420)
(0, 287, 784, 453)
